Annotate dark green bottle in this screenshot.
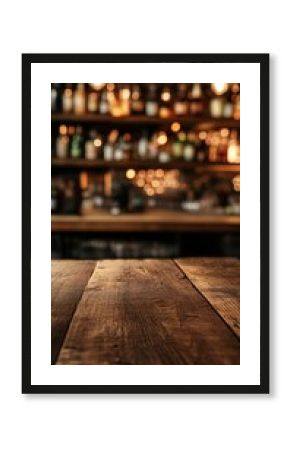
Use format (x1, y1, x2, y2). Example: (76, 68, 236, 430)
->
(70, 126, 84, 158)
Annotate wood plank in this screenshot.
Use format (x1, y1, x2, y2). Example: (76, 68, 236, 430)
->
(52, 209, 240, 233)
(175, 258, 240, 338)
(51, 260, 96, 364)
(56, 259, 239, 365)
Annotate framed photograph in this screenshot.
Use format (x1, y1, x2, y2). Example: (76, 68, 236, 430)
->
(22, 53, 269, 394)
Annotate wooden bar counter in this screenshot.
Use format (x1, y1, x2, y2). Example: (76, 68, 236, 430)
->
(52, 258, 240, 365)
(52, 210, 240, 233)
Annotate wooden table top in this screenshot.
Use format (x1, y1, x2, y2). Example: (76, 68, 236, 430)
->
(52, 209, 240, 233)
(52, 258, 240, 365)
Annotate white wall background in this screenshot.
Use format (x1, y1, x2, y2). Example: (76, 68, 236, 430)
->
(0, 1, 285, 449)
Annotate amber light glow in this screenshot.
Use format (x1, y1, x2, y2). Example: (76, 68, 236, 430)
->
(80, 171, 89, 190)
(171, 122, 181, 132)
(126, 169, 136, 180)
(211, 83, 228, 95)
(157, 131, 168, 145)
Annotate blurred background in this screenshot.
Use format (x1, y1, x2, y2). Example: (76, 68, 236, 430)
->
(51, 82, 240, 259)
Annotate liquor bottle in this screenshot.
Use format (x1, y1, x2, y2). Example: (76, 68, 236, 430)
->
(119, 85, 131, 116)
(62, 84, 73, 112)
(196, 135, 208, 163)
(93, 174, 105, 208)
(171, 132, 184, 160)
(148, 132, 158, 160)
(174, 84, 189, 116)
(122, 133, 133, 160)
(103, 141, 114, 161)
(209, 83, 229, 118)
(62, 178, 79, 214)
(70, 126, 84, 158)
(51, 183, 61, 213)
(227, 130, 240, 163)
(233, 89, 240, 120)
(189, 83, 204, 115)
(159, 85, 172, 118)
(208, 136, 218, 162)
(73, 83, 86, 114)
(209, 95, 224, 118)
(131, 84, 144, 115)
(103, 129, 119, 161)
(157, 131, 170, 163)
(80, 172, 94, 214)
(137, 131, 149, 159)
(87, 86, 99, 113)
(85, 129, 98, 160)
(145, 84, 158, 116)
(51, 83, 61, 112)
(217, 136, 228, 162)
(223, 91, 234, 118)
(110, 172, 129, 214)
(55, 125, 69, 159)
(114, 136, 124, 161)
(99, 88, 109, 115)
(183, 131, 196, 161)
(159, 145, 170, 163)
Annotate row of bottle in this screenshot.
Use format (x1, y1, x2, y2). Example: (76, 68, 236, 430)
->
(52, 171, 240, 216)
(51, 83, 240, 119)
(53, 125, 240, 164)
(52, 234, 180, 259)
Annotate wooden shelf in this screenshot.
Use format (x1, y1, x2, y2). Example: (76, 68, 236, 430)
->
(52, 209, 240, 233)
(51, 113, 239, 129)
(51, 158, 240, 172)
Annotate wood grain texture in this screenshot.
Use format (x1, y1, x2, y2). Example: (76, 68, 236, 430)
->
(56, 259, 239, 365)
(52, 209, 240, 233)
(51, 260, 96, 364)
(175, 258, 240, 338)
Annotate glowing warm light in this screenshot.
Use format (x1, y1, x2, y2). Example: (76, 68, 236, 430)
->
(159, 107, 170, 118)
(132, 87, 140, 100)
(59, 125, 67, 135)
(234, 108, 240, 120)
(152, 180, 160, 188)
(126, 169, 136, 180)
(227, 142, 240, 163)
(220, 128, 230, 138)
(90, 83, 105, 90)
(94, 138, 102, 147)
(156, 169, 164, 178)
(80, 171, 89, 190)
(120, 88, 130, 100)
(211, 83, 228, 95)
(146, 187, 155, 196)
(161, 87, 171, 102)
(136, 179, 145, 187)
(108, 129, 119, 143)
(171, 122, 181, 132)
(156, 186, 165, 194)
(107, 83, 115, 91)
(233, 175, 240, 192)
(199, 131, 207, 140)
(64, 88, 72, 96)
(157, 132, 168, 145)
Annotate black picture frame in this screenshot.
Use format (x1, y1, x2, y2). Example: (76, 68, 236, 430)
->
(22, 53, 269, 394)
